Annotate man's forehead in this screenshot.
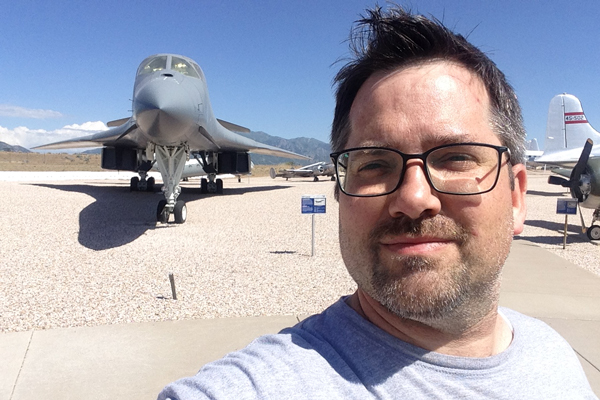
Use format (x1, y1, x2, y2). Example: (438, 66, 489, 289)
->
(350, 131, 486, 149)
(346, 61, 494, 148)
(354, 61, 489, 106)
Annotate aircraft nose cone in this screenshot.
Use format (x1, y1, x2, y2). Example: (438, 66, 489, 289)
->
(133, 77, 196, 145)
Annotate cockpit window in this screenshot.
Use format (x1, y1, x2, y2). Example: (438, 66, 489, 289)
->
(171, 56, 200, 78)
(191, 62, 204, 80)
(138, 56, 168, 76)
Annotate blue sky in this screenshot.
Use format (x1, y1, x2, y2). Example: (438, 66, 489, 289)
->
(1, 1, 599, 150)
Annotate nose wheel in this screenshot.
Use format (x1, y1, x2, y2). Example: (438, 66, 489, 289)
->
(156, 200, 187, 224)
(173, 200, 187, 223)
(157, 200, 169, 223)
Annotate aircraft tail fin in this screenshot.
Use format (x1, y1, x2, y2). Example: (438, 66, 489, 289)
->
(543, 93, 600, 154)
(525, 138, 539, 151)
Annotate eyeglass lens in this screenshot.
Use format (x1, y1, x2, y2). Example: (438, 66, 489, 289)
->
(336, 144, 502, 196)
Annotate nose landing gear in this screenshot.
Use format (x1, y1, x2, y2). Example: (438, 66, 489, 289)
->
(156, 199, 187, 224)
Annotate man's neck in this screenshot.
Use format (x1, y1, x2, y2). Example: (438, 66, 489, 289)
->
(347, 289, 513, 358)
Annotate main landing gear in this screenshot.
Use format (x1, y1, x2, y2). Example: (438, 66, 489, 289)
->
(130, 168, 155, 192)
(586, 209, 600, 241)
(200, 174, 223, 194)
(130, 176, 155, 192)
(194, 152, 224, 195)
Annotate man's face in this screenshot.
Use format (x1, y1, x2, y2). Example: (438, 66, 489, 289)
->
(339, 61, 527, 326)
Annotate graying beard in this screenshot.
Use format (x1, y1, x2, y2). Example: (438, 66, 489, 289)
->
(362, 214, 506, 327)
(370, 255, 470, 321)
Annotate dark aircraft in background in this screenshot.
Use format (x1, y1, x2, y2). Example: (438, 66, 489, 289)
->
(269, 161, 335, 181)
(35, 54, 308, 224)
(536, 93, 600, 240)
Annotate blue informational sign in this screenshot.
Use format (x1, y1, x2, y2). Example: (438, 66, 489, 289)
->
(301, 195, 326, 214)
(556, 198, 578, 215)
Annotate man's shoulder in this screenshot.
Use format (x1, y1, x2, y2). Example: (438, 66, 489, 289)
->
(158, 298, 368, 399)
(500, 307, 572, 348)
(500, 307, 561, 335)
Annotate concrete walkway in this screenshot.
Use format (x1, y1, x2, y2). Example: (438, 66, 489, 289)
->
(2, 240, 599, 399)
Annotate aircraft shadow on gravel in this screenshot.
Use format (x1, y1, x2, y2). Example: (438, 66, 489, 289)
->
(31, 182, 290, 251)
(526, 190, 567, 197)
(519, 219, 590, 245)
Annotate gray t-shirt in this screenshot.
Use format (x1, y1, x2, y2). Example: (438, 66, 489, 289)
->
(158, 298, 597, 399)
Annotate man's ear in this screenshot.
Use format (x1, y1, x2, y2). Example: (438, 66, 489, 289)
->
(511, 163, 527, 235)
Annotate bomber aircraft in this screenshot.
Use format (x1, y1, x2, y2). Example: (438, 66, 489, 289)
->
(535, 93, 600, 240)
(35, 54, 309, 224)
(269, 161, 335, 181)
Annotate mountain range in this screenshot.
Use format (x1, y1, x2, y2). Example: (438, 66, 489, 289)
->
(0, 141, 31, 153)
(239, 131, 331, 165)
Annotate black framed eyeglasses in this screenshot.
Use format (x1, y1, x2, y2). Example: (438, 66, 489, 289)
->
(330, 143, 510, 197)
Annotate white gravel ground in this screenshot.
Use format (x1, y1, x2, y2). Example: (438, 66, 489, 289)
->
(0, 170, 597, 333)
(520, 170, 600, 277)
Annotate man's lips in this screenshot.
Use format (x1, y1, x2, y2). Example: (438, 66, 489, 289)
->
(379, 237, 454, 255)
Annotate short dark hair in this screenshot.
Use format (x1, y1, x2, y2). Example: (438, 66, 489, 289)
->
(331, 6, 526, 166)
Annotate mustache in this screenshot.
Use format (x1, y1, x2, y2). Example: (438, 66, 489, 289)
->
(369, 215, 469, 243)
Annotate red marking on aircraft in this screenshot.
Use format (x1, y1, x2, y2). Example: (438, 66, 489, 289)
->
(565, 112, 588, 124)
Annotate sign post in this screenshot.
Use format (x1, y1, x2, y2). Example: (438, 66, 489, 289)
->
(556, 198, 578, 249)
(301, 195, 326, 256)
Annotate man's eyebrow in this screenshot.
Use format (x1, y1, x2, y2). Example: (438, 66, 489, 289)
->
(421, 133, 481, 148)
(353, 133, 482, 151)
(351, 140, 394, 148)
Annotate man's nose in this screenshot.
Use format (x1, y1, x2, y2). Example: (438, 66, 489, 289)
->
(387, 160, 442, 220)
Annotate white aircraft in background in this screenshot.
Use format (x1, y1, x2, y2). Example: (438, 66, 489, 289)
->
(35, 54, 308, 224)
(269, 161, 335, 181)
(535, 93, 600, 240)
(525, 138, 543, 163)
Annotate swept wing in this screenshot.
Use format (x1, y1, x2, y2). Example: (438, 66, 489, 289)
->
(34, 53, 310, 224)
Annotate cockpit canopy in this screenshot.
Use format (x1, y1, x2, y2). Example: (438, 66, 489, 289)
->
(137, 55, 202, 79)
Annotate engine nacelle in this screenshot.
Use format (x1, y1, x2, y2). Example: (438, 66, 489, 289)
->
(101, 147, 138, 171)
(218, 152, 250, 174)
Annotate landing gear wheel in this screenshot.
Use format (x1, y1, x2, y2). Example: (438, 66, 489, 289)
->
(200, 178, 208, 194)
(147, 177, 155, 192)
(216, 178, 223, 194)
(587, 225, 600, 240)
(331, 175, 336, 181)
(130, 177, 139, 191)
(174, 200, 187, 224)
(313, 176, 319, 182)
(156, 199, 169, 223)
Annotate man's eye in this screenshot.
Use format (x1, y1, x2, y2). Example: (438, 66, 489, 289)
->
(359, 162, 387, 171)
(354, 160, 396, 177)
(432, 153, 478, 169)
(444, 154, 474, 162)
